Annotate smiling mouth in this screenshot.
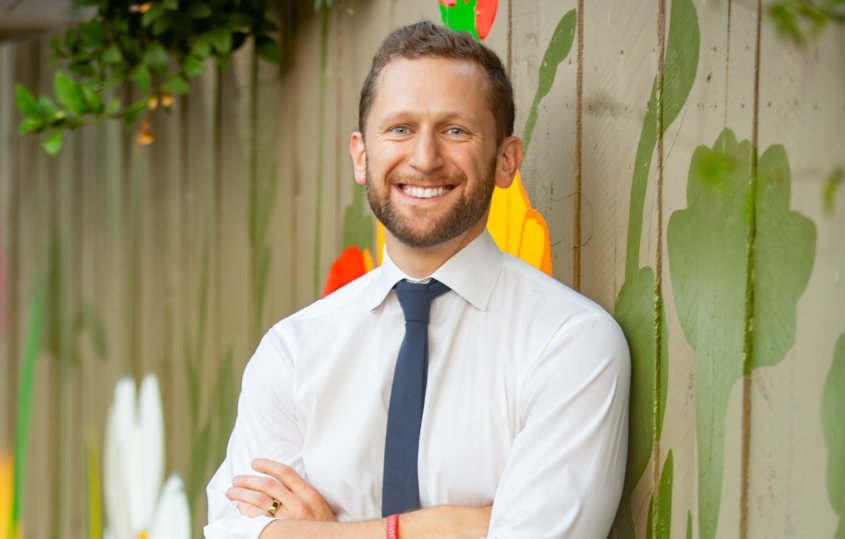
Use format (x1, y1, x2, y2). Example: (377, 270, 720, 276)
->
(399, 185, 454, 199)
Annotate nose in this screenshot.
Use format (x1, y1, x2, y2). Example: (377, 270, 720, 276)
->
(408, 131, 444, 174)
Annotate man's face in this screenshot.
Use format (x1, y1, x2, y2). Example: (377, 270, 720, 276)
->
(357, 57, 502, 249)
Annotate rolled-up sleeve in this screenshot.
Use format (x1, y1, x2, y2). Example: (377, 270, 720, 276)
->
(204, 325, 304, 539)
(487, 316, 631, 539)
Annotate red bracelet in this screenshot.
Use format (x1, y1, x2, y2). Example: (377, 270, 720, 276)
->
(386, 514, 399, 539)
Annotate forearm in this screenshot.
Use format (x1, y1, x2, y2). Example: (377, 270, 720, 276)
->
(259, 505, 490, 539)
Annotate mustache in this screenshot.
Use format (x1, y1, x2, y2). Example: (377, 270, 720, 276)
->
(385, 170, 466, 187)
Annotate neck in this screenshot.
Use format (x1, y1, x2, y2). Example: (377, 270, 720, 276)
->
(385, 213, 489, 279)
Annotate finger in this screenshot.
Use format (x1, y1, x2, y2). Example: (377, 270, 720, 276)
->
(227, 486, 275, 516)
(252, 459, 308, 494)
(233, 474, 292, 501)
(234, 500, 272, 518)
(234, 473, 301, 515)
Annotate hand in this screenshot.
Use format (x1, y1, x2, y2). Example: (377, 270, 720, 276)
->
(227, 458, 337, 522)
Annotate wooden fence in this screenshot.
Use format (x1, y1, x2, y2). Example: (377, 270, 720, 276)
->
(0, 0, 843, 538)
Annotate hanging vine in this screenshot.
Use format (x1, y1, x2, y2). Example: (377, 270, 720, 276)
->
(14, 0, 284, 155)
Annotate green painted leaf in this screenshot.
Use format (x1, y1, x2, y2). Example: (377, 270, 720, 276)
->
(43, 131, 63, 156)
(644, 452, 673, 539)
(15, 84, 40, 118)
(439, 0, 479, 40)
(667, 129, 815, 539)
(523, 9, 577, 153)
(161, 75, 189, 95)
(823, 335, 845, 539)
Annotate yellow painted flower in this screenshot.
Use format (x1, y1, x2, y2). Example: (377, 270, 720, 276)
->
(0, 449, 19, 539)
(104, 375, 190, 539)
(486, 170, 552, 275)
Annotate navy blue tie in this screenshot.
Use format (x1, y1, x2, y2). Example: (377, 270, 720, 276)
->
(382, 279, 451, 516)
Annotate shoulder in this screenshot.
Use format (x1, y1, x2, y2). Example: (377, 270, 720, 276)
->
(497, 253, 616, 324)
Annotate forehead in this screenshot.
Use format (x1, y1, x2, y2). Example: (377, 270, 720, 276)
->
(369, 57, 492, 126)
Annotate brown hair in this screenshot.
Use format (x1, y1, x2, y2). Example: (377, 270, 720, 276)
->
(358, 21, 515, 144)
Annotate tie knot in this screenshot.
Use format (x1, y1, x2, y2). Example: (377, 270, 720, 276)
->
(393, 279, 451, 323)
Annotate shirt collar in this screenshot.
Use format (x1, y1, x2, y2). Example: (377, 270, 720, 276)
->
(368, 229, 504, 312)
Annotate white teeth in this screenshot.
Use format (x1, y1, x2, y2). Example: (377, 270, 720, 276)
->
(402, 186, 451, 199)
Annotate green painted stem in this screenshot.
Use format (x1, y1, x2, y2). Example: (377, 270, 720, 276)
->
(11, 277, 47, 535)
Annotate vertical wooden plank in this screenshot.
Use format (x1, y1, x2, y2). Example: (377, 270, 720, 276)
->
(580, 3, 659, 537)
(0, 41, 15, 451)
(747, 15, 845, 538)
(658, 0, 745, 537)
(510, 0, 577, 288)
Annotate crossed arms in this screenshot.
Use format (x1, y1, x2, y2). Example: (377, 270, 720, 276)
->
(227, 458, 491, 539)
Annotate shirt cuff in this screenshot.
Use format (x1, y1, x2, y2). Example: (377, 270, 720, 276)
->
(203, 515, 276, 539)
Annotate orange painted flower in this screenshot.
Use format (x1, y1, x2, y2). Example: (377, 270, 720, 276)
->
(321, 246, 375, 298)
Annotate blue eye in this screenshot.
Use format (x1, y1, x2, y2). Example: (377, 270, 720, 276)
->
(448, 127, 465, 135)
(391, 126, 409, 134)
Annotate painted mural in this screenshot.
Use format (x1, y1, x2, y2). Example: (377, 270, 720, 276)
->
(614, 0, 699, 533)
(103, 375, 190, 539)
(668, 130, 816, 539)
(1, 1, 842, 538)
(824, 335, 845, 539)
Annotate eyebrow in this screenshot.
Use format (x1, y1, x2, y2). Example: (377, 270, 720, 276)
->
(377, 110, 481, 128)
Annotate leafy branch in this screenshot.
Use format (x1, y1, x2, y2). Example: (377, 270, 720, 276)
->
(769, 0, 845, 44)
(15, 0, 283, 155)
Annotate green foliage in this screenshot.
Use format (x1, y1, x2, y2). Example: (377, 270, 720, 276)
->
(15, 0, 283, 155)
(769, 0, 845, 44)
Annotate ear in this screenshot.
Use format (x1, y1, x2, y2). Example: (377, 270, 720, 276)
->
(350, 131, 367, 186)
(494, 136, 524, 189)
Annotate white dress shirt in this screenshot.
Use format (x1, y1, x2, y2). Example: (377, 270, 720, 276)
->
(205, 230, 630, 539)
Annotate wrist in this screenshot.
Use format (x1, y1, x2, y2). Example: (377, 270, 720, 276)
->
(386, 514, 399, 539)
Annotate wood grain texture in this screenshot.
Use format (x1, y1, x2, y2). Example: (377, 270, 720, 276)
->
(746, 12, 845, 538)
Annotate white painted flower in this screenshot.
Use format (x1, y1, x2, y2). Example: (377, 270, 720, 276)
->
(104, 374, 191, 539)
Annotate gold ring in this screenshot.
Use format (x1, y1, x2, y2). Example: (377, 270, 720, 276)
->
(268, 499, 281, 516)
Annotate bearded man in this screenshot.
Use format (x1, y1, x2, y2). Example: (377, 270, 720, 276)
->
(205, 21, 630, 539)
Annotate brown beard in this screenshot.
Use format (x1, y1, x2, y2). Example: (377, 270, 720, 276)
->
(365, 159, 497, 249)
